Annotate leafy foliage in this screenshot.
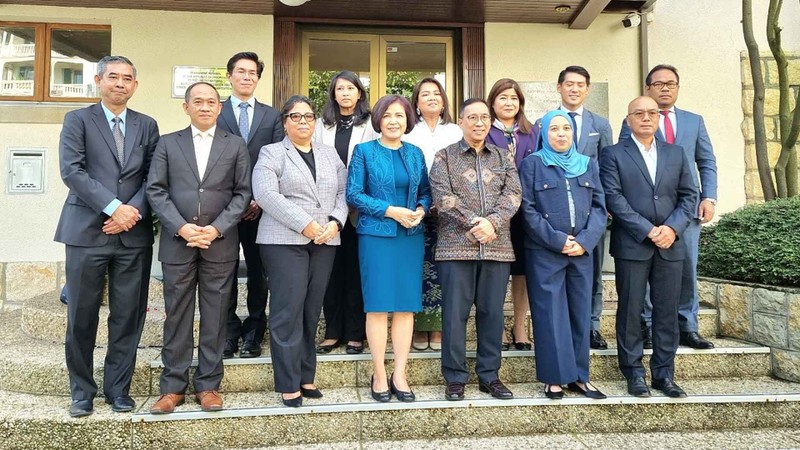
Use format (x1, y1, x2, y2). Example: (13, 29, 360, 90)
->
(306, 70, 423, 114)
(698, 196, 800, 287)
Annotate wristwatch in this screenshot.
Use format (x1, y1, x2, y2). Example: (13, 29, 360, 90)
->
(703, 198, 717, 205)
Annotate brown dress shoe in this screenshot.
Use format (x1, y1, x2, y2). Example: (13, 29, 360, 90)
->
(150, 393, 185, 414)
(196, 390, 223, 411)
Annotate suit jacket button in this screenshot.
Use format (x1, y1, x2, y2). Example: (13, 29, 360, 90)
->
(199, 188, 204, 193)
(543, 184, 548, 188)
(316, 203, 321, 208)
(118, 180, 122, 184)
(192, 216, 198, 221)
(654, 195, 659, 199)
(585, 182, 590, 186)
(544, 214, 549, 218)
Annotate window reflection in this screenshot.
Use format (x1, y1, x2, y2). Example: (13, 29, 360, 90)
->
(49, 28, 110, 98)
(0, 26, 36, 96)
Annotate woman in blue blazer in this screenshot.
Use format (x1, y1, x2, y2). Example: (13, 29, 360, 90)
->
(346, 95, 431, 403)
(519, 110, 607, 399)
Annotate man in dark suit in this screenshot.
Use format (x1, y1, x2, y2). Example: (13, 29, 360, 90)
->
(600, 96, 698, 398)
(55, 55, 159, 417)
(620, 64, 718, 350)
(554, 65, 614, 350)
(146, 82, 251, 414)
(216, 52, 284, 358)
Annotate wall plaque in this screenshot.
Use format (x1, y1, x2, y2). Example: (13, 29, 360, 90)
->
(172, 66, 231, 99)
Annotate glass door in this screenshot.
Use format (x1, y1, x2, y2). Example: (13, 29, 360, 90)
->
(301, 30, 454, 113)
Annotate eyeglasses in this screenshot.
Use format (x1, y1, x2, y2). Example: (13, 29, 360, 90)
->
(649, 81, 679, 90)
(284, 113, 316, 123)
(627, 110, 660, 120)
(463, 114, 491, 125)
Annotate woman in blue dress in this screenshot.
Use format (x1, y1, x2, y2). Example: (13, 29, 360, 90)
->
(519, 110, 607, 400)
(346, 94, 431, 403)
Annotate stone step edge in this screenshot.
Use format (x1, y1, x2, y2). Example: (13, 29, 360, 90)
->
(150, 344, 772, 368)
(131, 392, 800, 423)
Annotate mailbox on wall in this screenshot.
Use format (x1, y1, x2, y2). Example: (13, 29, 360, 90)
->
(7, 149, 46, 194)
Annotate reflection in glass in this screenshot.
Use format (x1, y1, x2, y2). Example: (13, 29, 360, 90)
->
(0, 26, 37, 96)
(49, 28, 110, 98)
(385, 41, 446, 98)
(307, 39, 371, 113)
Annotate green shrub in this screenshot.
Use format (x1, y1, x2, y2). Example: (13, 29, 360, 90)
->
(698, 196, 800, 287)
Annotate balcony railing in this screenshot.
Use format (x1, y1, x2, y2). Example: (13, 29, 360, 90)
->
(0, 79, 34, 96)
(51, 83, 92, 97)
(0, 43, 36, 58)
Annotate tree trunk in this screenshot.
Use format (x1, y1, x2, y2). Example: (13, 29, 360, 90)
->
(767, 0, 799, 197)
(743, 0, 777, 200)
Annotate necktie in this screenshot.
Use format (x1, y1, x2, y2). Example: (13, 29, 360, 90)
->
(238, 102, 250, 143)
(567, 111, 579, 146)
(111, 117, 125, 165)
(661, 110, 675, 144)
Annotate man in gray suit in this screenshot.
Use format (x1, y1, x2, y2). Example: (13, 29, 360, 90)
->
(620, 64, 718, 350)
(554, 65, 614, 349)
(601, 96, 697, 398)
(55, 55, 159, 418)
(217, 52, 284, 358)
(146, 82, 251, 414)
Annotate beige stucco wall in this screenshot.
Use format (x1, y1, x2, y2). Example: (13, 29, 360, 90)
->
(0, 5, 274, 262)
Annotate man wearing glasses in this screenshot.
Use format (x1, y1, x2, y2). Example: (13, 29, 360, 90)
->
(217, 52, 285, 359)
(429, 98, 522, 401)
(620, 64, 718, 351)
(601, 96, 698, 398)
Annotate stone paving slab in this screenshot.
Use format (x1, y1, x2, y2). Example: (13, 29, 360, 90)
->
(20, 289, 718, 346)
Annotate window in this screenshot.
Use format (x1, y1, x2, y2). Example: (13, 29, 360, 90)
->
(0, 22, 110, 102)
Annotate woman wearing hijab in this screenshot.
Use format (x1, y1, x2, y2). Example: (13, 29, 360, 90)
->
(315, 71, 379, 355)
(486, 78, 537, 351)
(518, 110, 607, 400)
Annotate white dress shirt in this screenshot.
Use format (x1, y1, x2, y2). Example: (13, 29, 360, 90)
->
(560, 104, 584, 144)
(402, 119, 463, 173)
(230, 95, 255, 133)
(632, 134, 658, 184)
(192, 124, 216, 181)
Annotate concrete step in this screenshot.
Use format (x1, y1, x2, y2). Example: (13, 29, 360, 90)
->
(1, 378, 799, 449)
(21, 289, 718, 347)
(0, 308, 769, 396)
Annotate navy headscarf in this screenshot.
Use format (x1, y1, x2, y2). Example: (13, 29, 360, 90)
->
(533, 110, 590, 178)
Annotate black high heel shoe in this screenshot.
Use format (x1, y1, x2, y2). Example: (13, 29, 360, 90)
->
(371, 375, 391, 403)
(281, 393, 303, 407)
(567, 382, 607, 400)
(389, 373, 416, 402)
(300, 386, 323, 399)
(316, 340, 341, 354)
(544, 384, 564, 400)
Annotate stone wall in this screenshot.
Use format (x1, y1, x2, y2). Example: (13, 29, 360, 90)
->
(740, 51, 800, 203)
(0, 261, 64, 310)
(701, 277, 800, 382)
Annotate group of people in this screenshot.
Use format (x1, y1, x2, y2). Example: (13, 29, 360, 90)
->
(55, 49, 717, 418)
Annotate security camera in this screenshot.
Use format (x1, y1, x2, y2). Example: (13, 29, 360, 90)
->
(622, 13, 641, 28)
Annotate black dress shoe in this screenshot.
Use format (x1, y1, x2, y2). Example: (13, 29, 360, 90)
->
(316, 340, 341, 354)
(345, 342, 364, 354)
(370, 375, 391, 403)
(282, 394, 303, 407)
(652, 378, 688, 398)
(104, 395, 135, 412)
(590, 330, 608, 350)
(680, 331, 715, 349)
(300, 387, 323, 399)
(544, 384, 564, 399)
(626, 376, 651, 397)
(223, 339, 238, 359)
(642, 324, 653, 350)
(501, 342, 510, 351)
(59, 285, 68, 305)
(479, 379, 513, 399)
(69, 399, 93, 418)
(513, 341, 532, 351)
(566, 382, 607, 400)
(389, 373, 416, 402)
(444, 382, 465, 401)
(240, 340, 262, 358)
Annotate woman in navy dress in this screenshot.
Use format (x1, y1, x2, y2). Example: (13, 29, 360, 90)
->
(519, 110, 607, 399)
(346, 95, 431, 403)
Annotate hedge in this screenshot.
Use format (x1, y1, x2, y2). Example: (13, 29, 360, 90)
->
(698, 196, 800, 287)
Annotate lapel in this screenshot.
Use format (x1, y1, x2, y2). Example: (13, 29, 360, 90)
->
(220, 100, 240, 137)
(622, 139, 654, 188)
(202, 130, 228, 182)
(653, 141, 666, 190)
(122, 110, 140, 170)
(674, 107, 688, 146)
(90, 103, 122, 166)
(249, 100, 267, 144)
(283, 137, 320, 199)
(176, 127, 201, 183)
(347, 123, 369, 165)
(579, 110, 593, 155)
